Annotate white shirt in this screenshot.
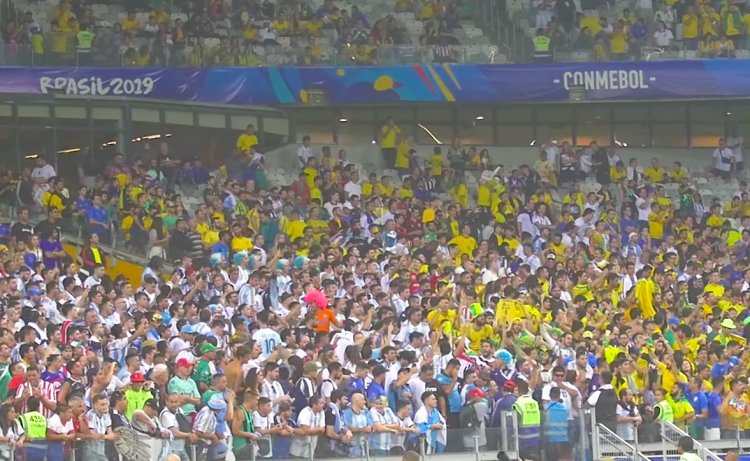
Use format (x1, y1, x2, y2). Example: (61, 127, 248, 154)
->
(47, 414, 74, 435)
(653, 29, 673, 47)
(727, 136, 744, 163)
(252, 328, 282, 358)
(714, 146, 734, 172)
(344, 181, 362, 198)
(291, 407, 324, 458)
(586, 383, 614, 406)
(635, 196, 651, 221)
(579, 153, 593, 173)
(260, 379, 285, 412)
(654, 9, 675, 27)
(32, 164, 56, 187)
(297, 145, 313, 164)
(84, 275, 102, 289)
(541, 382, 575, 419)
(517, 212, 538, 237)
(616, 402, 639, 441)
(626, 166, 644, 182)
(259, 27, 277, 41)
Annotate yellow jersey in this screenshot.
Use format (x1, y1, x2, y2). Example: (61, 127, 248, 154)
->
(236, 133, 258, 153)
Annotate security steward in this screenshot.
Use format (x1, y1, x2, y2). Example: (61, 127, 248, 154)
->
(20, 397, 48, 461)
(513, 379, 541, 461)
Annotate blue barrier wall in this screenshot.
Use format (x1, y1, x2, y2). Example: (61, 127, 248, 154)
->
(5, 59, 750, 105)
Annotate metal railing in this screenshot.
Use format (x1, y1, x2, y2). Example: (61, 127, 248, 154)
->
(594, 423, 650, 461)
(0, 38, 507, 67)
(660, 420, 724, 461)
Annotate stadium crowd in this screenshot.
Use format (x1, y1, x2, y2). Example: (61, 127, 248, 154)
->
(0, 117, 749, 461)
(533, 0, 750, 60)
(1, 0, 478, 67)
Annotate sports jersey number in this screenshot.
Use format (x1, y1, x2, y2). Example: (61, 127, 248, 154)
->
(265, 338, 276, 353)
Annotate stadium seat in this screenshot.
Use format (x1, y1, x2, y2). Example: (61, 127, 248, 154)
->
(395, 12, 415, 23)
(92, 4, 110, 17)
(682, 50, 698, 59)
(135, 12, 150, 27)
(171, 13, 189, 24)
(203, 38, 221, 50)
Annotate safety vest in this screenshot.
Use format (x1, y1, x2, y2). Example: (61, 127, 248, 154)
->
(513, 395, 541, 448)
(91, 247, 102, 264)
(655, 400, 674, 423)
(533, 36, 551, 54)
(544, 401, 569, 443)
(21, 411, 47, 448)
(125, 388, 152, 419)
(77, 31, 94, 50)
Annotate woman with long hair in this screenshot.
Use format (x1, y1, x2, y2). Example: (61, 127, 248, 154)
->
(0, 403, 24, 461)
(148, 214, 170, 259)
(24, 234, 44, 268)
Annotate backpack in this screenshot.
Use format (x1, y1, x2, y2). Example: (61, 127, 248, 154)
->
(290, 378, 310, 415)
(318, 378, 335, 398)
(459, 402, 480, 430)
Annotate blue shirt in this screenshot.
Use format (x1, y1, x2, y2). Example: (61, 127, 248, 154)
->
(711, 362, 730, 378)
(272, 415, 297, 459)
(348, 377, 365, 394)
(437, 373, 461, 413)
(89, 206, 108, 226)
(366, 381, 386, 403)
(705, 392, 722, 429)
(342, 407, 371, 456)
(211, 242, 229, 261)
(75, 198, 92, 218)
(687, 391, 707, 424)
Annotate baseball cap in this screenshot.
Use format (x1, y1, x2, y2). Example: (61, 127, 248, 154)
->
(130, 372, 145, 383)
(668, 317, 680, 326)
(303, 362, 320, 374)
(207, 394, 227, 411)
(28, 287, 43, 296)
(175, 358, 192, 368)
(468, 388, 487, 400)
(721, 319, 737, 329)
(180, 324, 197, 334)
(200, 343, 217, 354)
(582, 331, 594, 339)
(503, 381, 516, 392)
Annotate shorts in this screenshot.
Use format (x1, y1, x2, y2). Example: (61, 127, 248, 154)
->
(713, 168, 731, 180)
(704, 428, 721, 441)
(546, 441, 572, 460)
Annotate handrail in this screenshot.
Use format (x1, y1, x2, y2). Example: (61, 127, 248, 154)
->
(660, 420, 724, 461)
(596, 423, 651, 461)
